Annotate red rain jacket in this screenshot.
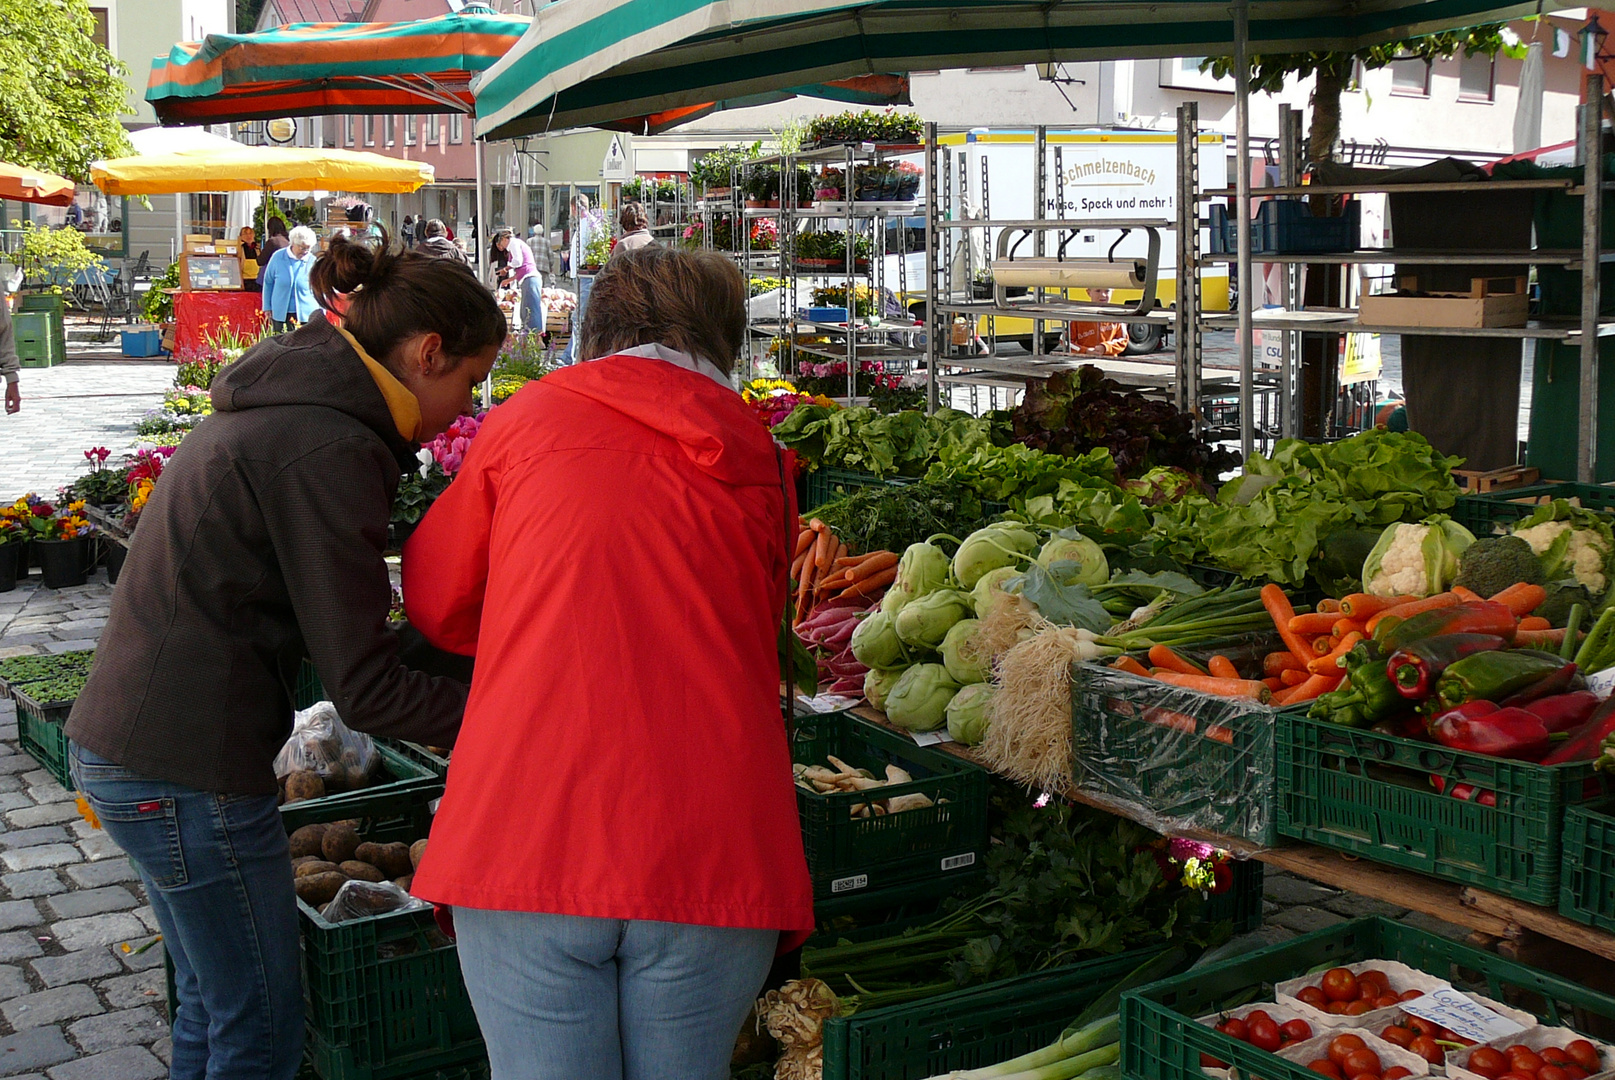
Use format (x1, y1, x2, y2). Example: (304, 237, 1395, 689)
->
(402, 354, 814, 947)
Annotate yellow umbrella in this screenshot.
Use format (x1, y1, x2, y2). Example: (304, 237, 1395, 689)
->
(90, 144, 433, 195)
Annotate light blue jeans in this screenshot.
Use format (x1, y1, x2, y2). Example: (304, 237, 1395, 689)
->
(454, 908, 778, 1080)
(558, 274, 593, 363)
(519, 273, 545, 334)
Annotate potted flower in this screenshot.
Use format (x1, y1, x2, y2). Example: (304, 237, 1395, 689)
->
(815, 167, 845, 202)
(804, 110, 924, 148)
(13, 495, 95, 589)
(0, 507, 24, 593)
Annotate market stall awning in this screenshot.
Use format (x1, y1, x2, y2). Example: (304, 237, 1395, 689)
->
(474, 0, 1570, 138)
(146, 7, 531, 124)
(598, 74, 913, 136)
(0, 162, 75, 207)
(89, 145, 434, 195)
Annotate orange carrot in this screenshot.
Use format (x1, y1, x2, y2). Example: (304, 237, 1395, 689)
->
(794, 529, 816, 559)
(794, 559, 816, 623)
(1263, 677, 1287, 692)
(816, 570, 853, 593)
(1365, 592, 1461, 636)
(1308, 631, 1365, 675)
(1514, 627, 1570, 648)
(1148, 645, 1208, 677)
(1491, 583, 1548, 618)
(1331, 618, 1367, 639)
(839, 566, 897, 599)
(1274, 672, 1343, 705)
(1207, 655, 1240, 680)
(1517, 616, 1552, 632)
(1262, 584, 1316, 665)
(845, 551, 899, 580)
(1312, 635, 1336, 656)
(1112, 656, 1151, 677)
(1339, 593, 1418, 620)
(813, 529, 837, 575)
(1451, 585, 1485, 603)
(832, 554, 874, 570)
(791, 550, 810, 581)
(1151, 671, 1272, 702)
(1288, 612, 1343, 635)
(1319, 598, 1343, 614)
(1280, 668, 1310, 687)
(1263, 651, 1305, 677)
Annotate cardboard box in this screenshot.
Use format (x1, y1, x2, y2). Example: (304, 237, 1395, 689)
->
(1359, 275, 1529, 329)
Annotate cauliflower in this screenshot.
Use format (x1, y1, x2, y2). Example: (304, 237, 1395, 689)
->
(1511, 503, 1615, 599)
(1365, 524, 1430, 596)
(1361, 517, 1475, 598)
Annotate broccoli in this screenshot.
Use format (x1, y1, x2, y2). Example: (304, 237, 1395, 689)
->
(1453, 536, 1545, 597)
(1534, 581, 1594, 628)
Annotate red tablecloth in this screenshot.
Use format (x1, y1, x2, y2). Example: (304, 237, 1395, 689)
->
(173, 291, 266, 352)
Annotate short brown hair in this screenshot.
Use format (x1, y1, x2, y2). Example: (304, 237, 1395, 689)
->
(619, 202, 649, 231)
(577, 247, 744, 377)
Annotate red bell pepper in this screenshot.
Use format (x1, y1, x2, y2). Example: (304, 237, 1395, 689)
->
(1430, 704, 1562, 761)
(1518, 690, 1602, 734)
(1377, 602, 1518, 652)
(1497, 662, 1586, 708)
(1429, 775, 1499, 806)
(1387, 634, 1509, 700)
(1541, 697, 1615, 765)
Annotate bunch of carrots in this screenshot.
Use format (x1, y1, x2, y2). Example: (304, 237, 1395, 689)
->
(792, 518, 899, 626)
(1104, 581, 1564, 709)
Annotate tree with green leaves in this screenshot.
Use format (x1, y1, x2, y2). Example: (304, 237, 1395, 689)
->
(0, 0, 132, 180)
(1204, 26, 1518, 164)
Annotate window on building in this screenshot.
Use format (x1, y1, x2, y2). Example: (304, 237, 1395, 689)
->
(88, 7, 109, 49)
(405, 115, 417, 146)
(344, 115, 355, 146)
(385, 115, 396, 145)
(527, 185, 546, 232)
(1390, 56, 1431, 96)
(364, 115, 375, 146)
(491, 186, 506, 227)
(428, 115, 441, 145)
(1458, 52, 1495, 102)
(451, 114, 463, 143)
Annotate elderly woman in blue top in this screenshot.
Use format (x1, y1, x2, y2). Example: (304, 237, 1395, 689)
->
(260, 225, 319, 332)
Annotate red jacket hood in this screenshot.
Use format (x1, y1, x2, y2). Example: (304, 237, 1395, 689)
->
(546, 354, 780, 488)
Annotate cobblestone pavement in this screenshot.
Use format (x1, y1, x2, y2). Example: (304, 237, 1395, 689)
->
(1, 363, 174, 504)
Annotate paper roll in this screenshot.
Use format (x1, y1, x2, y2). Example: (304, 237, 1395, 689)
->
(990, 257, 1145, 290)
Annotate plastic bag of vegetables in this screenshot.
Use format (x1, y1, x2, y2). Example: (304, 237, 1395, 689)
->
(1361, 515, 1475, 598)
(886, 663, 960, 731)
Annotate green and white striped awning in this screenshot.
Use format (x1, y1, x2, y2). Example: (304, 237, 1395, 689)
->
(475, 0, 1565, 139)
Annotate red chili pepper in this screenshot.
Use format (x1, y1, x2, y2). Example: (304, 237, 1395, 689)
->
(1519, 690, 1603, 734)
(1541, 697, 1615, 765)
(1387, 634, 1509, 700)
(1430, 704, 1561, 761)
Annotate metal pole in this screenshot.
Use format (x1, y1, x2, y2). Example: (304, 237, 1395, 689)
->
(1278, 104, 1299, 439)
(1033, 125, 1046, 361)
(1175, 104, 1202, 420)
(925, 123, 939, 414)
(476, 132, 493, 405)
(1234, 0, 1255, 460)
(1580, 73, 1603, 483)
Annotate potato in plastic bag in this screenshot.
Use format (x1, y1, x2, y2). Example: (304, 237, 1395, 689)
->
(273, 702, 382, 794)
(319, 879, 429, 924)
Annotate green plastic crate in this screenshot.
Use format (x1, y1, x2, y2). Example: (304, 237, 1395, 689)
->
(1121, 916, 1615, 1080)
(1276, 709, 1609, 905)
(807, 871, 987, 950)
(1070, 665, 1277, 846)
(823, 947, 1165, 1080)
(802, 467, 915, 512)
(1560, 795, 1615, 932)
(794, 712, 989, 902)
(378, 740, 450, 781)
(12, 311, 65, 368)
(281, 741, 438, 816)
(1452, 483, 1615, 535)
(294, 660, 325, 711)
(1201, 857, 1263, 935)
(13, 687, 73, 790)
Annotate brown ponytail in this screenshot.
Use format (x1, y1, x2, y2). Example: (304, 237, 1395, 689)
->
(310, 231, 506, 372)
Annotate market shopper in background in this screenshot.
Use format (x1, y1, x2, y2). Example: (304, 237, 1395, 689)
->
(491, 226, 544, 333)
(0, 293, 20, 414)
(418, 218, 469, 265)
(239, 226, 262, 292)
(65, 234, 505, 1080)
(404, 245, 813, 1080)
(260, 224, 319, 332)
(261, 216, 290, 263)
(557, 193, 600, 363)
(612, 201, 655, 259)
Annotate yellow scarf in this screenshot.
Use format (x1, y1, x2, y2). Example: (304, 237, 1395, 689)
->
(335, 324, 422, 442)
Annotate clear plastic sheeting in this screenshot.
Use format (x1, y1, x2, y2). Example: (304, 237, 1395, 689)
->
(1069, 663, 1276, 845)
(319, 879, 429, 924)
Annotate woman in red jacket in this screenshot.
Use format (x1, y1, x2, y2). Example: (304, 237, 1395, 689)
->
(402, 246, 813, 1080)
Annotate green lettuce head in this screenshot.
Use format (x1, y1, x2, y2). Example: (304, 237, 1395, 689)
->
(952, 524, 1039, 590)
(946, 683, 994, 746)
(940, 618, 989, 684)
(1510, 499, 1615, 603)
(1361, 515, 1475, 598)
(1035, 531, 1109, 587)
(850, 610, 906, 670)
(881, 540, 953, 615)
(863, 667, 904, 712)
(885, 663, 960, 732)
(894, 589, 974, 651)
(972, 566, 1022, 620)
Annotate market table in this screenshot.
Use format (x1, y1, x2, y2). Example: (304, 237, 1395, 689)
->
(173, 290, 264, 351)
(846, 704, 1615, 967)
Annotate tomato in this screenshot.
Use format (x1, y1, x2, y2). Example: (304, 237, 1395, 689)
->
(1202, 1053, 1227, 1069)
(1469, 1048, 1510, 1078)
(1409, 1036, 1445, 1065)
(1348, 1072, 1380, 1080)
(1221, 1018, 1249, 1042)
(1385, 1069, 1414, 1080)
(1541, 1049, 1571, 1067)
(1327, 1002, 1353, 1015)
(1343, 1049, 1383, 1076)
(1563, 1066, 1588, 1080)
(1501, 1072, 1539, 1080)
(1309, 1061, 1344, 1080)
(1566, 1042, 1601, 1072)
(1359, 980, 1383, 1000)
(1245, 1011, 1274, 1028)
(1249, 1019, 1282, 1054)
(1344, 1001, 1375, 1016)
(1298, 986, 1330, 1010)
(1400, 989, 1425, 1001)
(1380, 1027, 1415, 1049)
(1408, 1019, 1441, 1039)
(1376, 996, 1402, 1010)
(1283, 1020, 1315, 1043)
(1329, 1035, 1368, 1067)
(1510, 1049, 1545, 1075)
(1540, 1065, 1572, 1080)
(1358, 969, 1390, 990)
(1322, 968, 1360, 1003)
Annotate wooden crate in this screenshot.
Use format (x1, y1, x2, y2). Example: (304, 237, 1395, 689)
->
(1454, 465, 1541, 494)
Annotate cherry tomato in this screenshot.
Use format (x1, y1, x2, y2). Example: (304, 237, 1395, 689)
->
(1409, 1019, 1441, 1040)
(1409, 1036, 1445, 1065)
(1327, 1002, 1353, 1016)
(1359, 980, 1383, 1000)
(1500, 1072, 1539, 1080)
(1566, 1042, 1601, 1073)
(1348, 1072, 1380, 1080)
(1540, 1065, 1572, 1080)
(1400, 989, 1425, 1002)
(1283, 1020, 1315, 1043)
(1298, 986, 1330, 1010)
(1385, 1069, 1414, 1080)
(1344, 1001, 1375, 1016)
(1343, 1049, 1383, 1076)
(1329, 1035, 1368, 1067)
(1202, 1054, 1228, 1069)
(1309, 1061, 1344, 1080)
(1245, 1011, 1273, 1028)
(1376, 996, 1402, 1010)
(1510, 1050, 1545, 1075)
(1469, 1048, 1510, 1078)
(1381, 1026, 1415, 1050)
(1562, 1066, 1589, 1080)
(1221, 1018, 1249, 1042)
(1322, 968, 1360, 1003)
(1541, 1049, 1571, 1067)
(1249, 1019, 1282, 1054)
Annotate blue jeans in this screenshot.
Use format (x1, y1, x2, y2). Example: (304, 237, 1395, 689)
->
(558, 274, 593, 363)
(69, 743, 303, 1080)
(454, 908, 777, 1080)
(519, 274, 545, 334)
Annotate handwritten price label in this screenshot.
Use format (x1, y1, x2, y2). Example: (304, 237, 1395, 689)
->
(1400, 987, 1527, 1045)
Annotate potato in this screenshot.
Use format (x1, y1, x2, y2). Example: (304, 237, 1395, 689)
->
(283, 771, 326, 803)
(339, 861, 386, 883)
(409, 839, 429, 869)
(287, 824, 328, 859)
(355, 842, 412, 879)
(294, 860, 340, 879)
(321, 823, 361, 865)
(294, 872, 347, 906)
(291, 856, 322, 869)
(393, 874, 413, 893)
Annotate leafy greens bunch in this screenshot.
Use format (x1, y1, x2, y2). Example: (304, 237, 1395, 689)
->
(772, 405, 993, 478)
